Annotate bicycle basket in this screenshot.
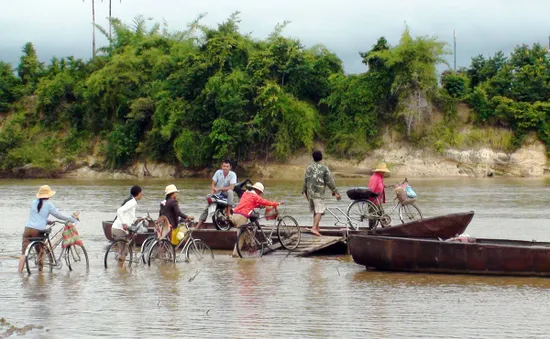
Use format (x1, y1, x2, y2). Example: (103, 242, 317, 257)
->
(395, 186, 408, 203)
(155, 216, 171, 239)
(346, 187, 378, 200)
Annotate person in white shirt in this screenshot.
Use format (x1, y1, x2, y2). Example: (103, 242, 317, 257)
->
(196, 159, 237, 229)
(112, 186, 143, 238)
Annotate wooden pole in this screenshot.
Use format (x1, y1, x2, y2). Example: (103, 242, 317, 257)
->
(92, 0, 96, 56)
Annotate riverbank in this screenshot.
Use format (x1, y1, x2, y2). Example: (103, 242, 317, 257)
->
(24, 139, 541, 180)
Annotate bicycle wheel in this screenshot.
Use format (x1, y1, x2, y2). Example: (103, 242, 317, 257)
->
(147, 239, 175, 266)
(236, 225, 264, 258)
(277, 216, 301, 251)
(66, 244, 89, 273)
(185, 239, 214, 262)
(346, 200, 379, 229)
(213, 208, 231, 231)
(399, 203, 423, 223)
(25, 242, 53, 275)
(104, 239, 133, 269)
(140, 235, 156, 264)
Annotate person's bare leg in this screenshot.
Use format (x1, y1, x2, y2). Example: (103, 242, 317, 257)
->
(311, 213, 322, 236)
(18, 255, 25, 273)
(232, 228, 241, 257)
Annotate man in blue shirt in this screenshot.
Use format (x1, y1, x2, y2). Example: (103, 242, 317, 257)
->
(196, 159, 237, 229)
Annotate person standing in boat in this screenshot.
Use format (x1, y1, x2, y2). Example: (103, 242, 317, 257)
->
(368, 163, 390, 205)
(111, 185, 143, 239)
(18, 185, 79, 273)
(302, 150, 341, 236)
(196, 159, 237, 229)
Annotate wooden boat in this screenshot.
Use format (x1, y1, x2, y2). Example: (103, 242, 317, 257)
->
(314, 212, 474, 239)
(350, 234, 550, 277)
(102, 220, 237, 249)
(371, 211, 474, 238)
(102, 221, 155, 246)
(103, 211, 473, 250)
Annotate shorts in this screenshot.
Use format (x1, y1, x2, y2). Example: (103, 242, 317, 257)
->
(308, 198, 326, 214)
(230, 213, 248, 228)
(21, 227, 42, 254)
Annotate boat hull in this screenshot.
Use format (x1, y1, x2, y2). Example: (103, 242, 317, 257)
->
(371, 211, 474, 238)
(350, 235, 550, 277)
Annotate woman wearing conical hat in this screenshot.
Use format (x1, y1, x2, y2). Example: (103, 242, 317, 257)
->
(368, 163, 391, 205)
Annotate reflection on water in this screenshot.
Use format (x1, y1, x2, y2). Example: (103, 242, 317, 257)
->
(1, 178, 550, 337)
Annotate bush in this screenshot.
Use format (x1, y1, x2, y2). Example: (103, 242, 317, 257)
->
(173, 129, 212, 168)
(104, 123, 140, 169)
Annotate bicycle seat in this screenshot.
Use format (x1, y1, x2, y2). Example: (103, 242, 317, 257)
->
(249, 212, 260, 223)
(27, 230, 50, 242)
(346, 187, 379, 200)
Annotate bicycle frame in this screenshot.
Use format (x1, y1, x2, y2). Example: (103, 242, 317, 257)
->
(325, 207, 357, 233)
(25, 224, 67, 270)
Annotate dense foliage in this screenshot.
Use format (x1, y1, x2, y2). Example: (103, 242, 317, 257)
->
(0, 14, 549, 176)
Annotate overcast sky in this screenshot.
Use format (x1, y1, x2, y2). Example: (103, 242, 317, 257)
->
(1, 0, 549, 73)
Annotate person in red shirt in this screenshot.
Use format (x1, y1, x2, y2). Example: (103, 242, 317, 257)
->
(368, 162, 391, 205)
(231, 182, 281, 257)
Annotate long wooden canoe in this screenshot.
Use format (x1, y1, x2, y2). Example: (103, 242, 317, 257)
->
(350, 234, 550, 277)
(313, 212, 474, 239)
(371, 211, 474, 238)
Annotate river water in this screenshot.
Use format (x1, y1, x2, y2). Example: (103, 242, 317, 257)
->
(1, 177, 550, 338)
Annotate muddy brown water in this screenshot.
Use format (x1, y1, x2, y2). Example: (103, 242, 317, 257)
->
(1, 177, 550, 338)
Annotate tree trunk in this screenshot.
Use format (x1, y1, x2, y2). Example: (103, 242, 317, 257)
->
(92, 0, 96, 56)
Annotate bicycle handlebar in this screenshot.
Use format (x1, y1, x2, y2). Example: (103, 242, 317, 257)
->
(47, 220, 75, 226)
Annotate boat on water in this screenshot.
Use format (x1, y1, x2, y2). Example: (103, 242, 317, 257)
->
(370, 211, 474, 238)
(350, 234, 550, 277)
(102, 221, 238, 249)
(102, 211, 473, 251)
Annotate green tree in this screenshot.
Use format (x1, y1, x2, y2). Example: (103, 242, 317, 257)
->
(441, 71, 469, 98)
(0, 62, 22, 112)
(17, 42, 41, 93)
(367, 28, 449, 135)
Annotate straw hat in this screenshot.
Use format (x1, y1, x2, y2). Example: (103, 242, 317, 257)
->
(373, 162, 391, 173)
(164, 184, 179, 195)
(251, 182, 265, 193)
(36, 185, 56, 199)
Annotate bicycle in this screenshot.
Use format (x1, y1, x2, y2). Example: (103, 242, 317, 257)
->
(103, 216, 156, 269)
(236, 205, 301, 258)
(346, 178, 423, 229)
(24, 220, 89, 275)
(147, 218, 214, 265)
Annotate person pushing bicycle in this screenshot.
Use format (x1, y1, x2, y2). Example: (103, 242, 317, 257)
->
(368, 162, 390, 205)
(18, 185, 79, 273)
(231, 182, 281, 257)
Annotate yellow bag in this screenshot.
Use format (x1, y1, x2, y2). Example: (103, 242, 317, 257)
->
(170, 227, 188, 245)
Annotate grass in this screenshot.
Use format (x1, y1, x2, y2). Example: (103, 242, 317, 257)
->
(416, 122, 515, 154)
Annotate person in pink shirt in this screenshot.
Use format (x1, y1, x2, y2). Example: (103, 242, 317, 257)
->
(231, 182, 281, 257)
(368, 162, 391, 205)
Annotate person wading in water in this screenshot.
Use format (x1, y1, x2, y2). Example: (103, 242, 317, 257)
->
(18, 185, 78, 273)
